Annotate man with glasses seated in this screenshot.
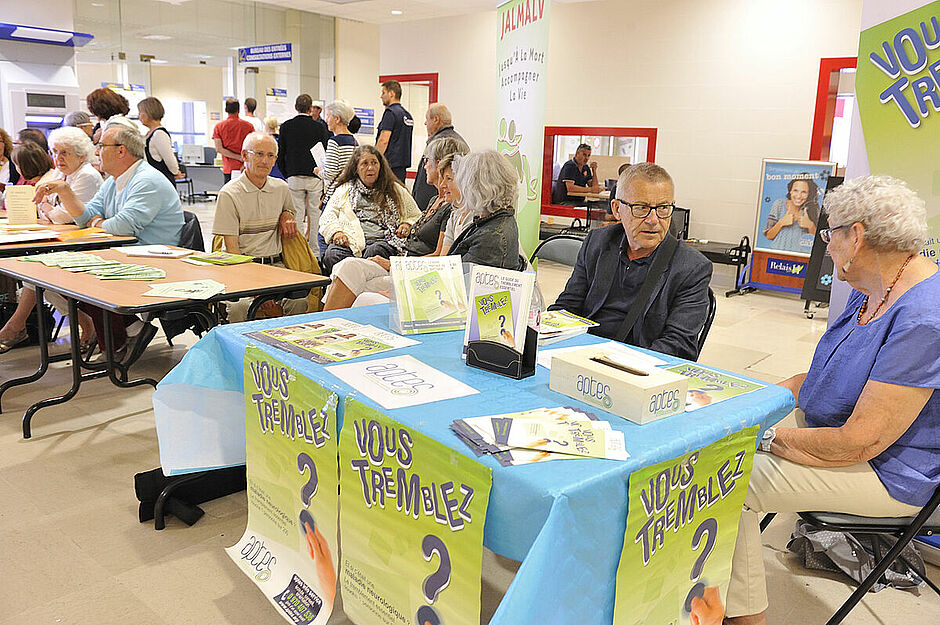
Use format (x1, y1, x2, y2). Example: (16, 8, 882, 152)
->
(548, 162, 712, 360)
(213, 132, 307, 322)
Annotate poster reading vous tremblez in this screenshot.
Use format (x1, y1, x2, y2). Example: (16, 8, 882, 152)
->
(227, 346, 339, 625)
(613, 428, 759, 625)
(496, 0, 551, 256)
(339, 398, 492, 625)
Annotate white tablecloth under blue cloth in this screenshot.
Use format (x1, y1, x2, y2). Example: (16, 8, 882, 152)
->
(153, 304, 794, 625)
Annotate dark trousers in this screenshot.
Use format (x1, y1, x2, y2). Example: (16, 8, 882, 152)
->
(321, 240, 398, 275)
(390, 167, 407, 183)
(80, 304, 134, 351)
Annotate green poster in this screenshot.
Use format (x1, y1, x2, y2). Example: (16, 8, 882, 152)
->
(613, 427, 759, 625)
(475, 289, 513, 345)
(856, 3, 940, 262)
(226, 346, 339, 625)
(339, 398, 492, 625)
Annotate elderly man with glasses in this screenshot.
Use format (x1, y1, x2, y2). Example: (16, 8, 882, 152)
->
(212, 132, 307, 322)
(548, 162, 712, 360)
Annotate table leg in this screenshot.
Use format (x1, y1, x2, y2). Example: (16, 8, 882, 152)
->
(0, 287, 52, 415)
(22, 298, 86, 438)
(245, 295, 277, 321)
(102, 311, 157, 390)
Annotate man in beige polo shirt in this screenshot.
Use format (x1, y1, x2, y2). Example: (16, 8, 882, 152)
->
(213, 132, 308, 321)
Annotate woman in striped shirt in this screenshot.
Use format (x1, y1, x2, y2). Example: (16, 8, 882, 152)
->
(315, 99, 357, 207)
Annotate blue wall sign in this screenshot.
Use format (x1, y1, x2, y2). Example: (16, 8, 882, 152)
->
(238, 43, 292, 64)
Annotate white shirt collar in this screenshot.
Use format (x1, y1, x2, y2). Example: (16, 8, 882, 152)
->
(114, 160, 142, 191)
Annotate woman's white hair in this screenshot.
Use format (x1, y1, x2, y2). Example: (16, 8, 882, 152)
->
(324, 99, 355, 125)
(48, 126, 95, 162)
(453, 150, 518, 216)
(824, 175, 927, 253)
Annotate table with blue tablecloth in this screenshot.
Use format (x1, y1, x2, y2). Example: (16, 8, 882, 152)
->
(153, 304, 794, 625)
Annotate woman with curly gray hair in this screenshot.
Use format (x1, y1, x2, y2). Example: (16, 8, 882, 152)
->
(40, 126, 102, 224)
(724, 175, 940, 625)
(448, 150, 526, 270)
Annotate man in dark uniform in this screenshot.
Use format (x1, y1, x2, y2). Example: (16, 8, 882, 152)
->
(375, 80, 414, 183)
(551, 143, 600, 204)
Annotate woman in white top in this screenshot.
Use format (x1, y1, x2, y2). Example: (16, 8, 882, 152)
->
(138, 97, 182, 184)
(0, 130, 102, 353)
(39, 127, 103, 224)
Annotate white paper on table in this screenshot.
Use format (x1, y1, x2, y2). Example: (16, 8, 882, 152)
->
(326, 354, 478, 409)
(117, 245, 193, 258)
(4, 186, 38, 225)
(537, 340, 667, 371)
(0, 231, 59, 244)
(310, 142, 327, 170)
(142, 279, 226, 299)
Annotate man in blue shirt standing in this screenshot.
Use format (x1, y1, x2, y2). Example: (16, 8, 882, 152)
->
(34, 123, 184, 363)
(375, 80, 414, 182)
(552, 143, 600, 204)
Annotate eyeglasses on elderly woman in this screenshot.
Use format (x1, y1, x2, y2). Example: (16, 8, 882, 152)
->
(820, 223, 852, 243)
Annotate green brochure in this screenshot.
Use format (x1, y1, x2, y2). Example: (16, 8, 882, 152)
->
(389, 255, 467, 335)
(504, 418, 628, 460)
(613, 427, 759, 625)
(226, 346, 339, 625)
(474, 290, 514, 346)
(339, 398, 492, 625)
(666, 364, 765, 411)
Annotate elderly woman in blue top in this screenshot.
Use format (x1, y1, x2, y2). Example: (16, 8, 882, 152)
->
(32, 123, 184, 362)
(725, 175, 940, 625)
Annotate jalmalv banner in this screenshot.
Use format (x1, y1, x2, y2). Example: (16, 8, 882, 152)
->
(339, 398, 492, 625)
(496, 0, 551, 257)
(855, 2, 940, 264)
(226, 346, 339, 624)
(613, 427, 759, 625)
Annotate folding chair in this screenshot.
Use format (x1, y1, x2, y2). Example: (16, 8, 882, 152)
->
(696, 287, 717, 358)
(529, 234, 584, 267)
(760, 481, 940, 625)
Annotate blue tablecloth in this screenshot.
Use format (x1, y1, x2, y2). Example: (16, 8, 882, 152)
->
(153, 305, 794, 625)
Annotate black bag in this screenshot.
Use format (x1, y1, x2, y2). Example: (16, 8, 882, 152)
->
(0, 300, 55, 348)
(788, 518, 927, 592)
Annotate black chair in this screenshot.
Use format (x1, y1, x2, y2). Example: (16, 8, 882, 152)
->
(529, 234, 584, 266)
(179, 210, 205, 252)
(696, 287, 717, 358)
(157, 211, 212, 346)
(174, 162, 195, 205)
(760, 482, 940, 625)
(670, 206, 691, 240)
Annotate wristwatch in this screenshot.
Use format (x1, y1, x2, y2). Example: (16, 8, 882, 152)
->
(759, 427, 776, 452)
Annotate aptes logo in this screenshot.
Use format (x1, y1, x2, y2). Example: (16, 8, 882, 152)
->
(576, 375, 613, 409)
(363, 363, 434, 396)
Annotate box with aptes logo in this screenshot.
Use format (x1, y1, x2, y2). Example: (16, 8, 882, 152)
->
(548, 347, 688, 424)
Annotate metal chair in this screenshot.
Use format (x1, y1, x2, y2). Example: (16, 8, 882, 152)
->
(696, 287, 717, 358)
(759, 482, 940, 625)
(529, 234, 585, 267)
(174, 162, 195, 205)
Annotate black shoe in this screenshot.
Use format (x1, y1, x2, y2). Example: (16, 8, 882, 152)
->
(122, 322, 157, 367)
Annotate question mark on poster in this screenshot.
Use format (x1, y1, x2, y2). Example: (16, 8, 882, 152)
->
(684, 517, 717, 613)
(498, 314, 506, 330)
(435, 289, 445, 305)
(297, 452, 318, 506)
(421, 534, 452, 602)
(416, 605, 442, 625)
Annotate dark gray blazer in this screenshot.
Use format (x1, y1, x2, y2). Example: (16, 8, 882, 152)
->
(549, 227, 712, 360)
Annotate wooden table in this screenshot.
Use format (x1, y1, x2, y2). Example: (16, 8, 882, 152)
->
(0, 224, 138, 258)
(564, 190, 610, 228)
(0, 248, 331, 437)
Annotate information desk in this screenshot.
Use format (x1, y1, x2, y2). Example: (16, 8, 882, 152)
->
(153, 305, 793, 624)
(0, 248, 330, 437)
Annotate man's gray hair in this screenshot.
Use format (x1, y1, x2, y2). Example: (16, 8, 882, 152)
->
(425, 136, 469, 165)
(48, 126, 95, 162)
(427, 103, 453, 127)
(324, 99, 355, 125)
(63, 110, 92, 128)
(824, 175, 927, 253)
(105, 123, 145, 160)
(242, 132, 278, 154)
(453, 150, 519, 216)
(616, 162, 674, 200)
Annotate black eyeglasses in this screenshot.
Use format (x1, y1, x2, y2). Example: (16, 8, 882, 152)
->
(617, 201, 676, 219)
(820, 224, 851, 243)
(97, 143, 124, 149)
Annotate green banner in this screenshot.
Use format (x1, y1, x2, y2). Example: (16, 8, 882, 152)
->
(227, 346, 339, 625)
(613, 427, 759, 625)
(339, 398, 492, 625)
(496, 0, 551, 257)
(856, 3, 940, 262)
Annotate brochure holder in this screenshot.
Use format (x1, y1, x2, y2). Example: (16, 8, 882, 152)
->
(466, 325, 538, 379)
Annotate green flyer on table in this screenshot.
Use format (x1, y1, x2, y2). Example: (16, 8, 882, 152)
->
(339, 398, 492, 625)
(613, 427, 759, 625)
(226, 346, 340, 625)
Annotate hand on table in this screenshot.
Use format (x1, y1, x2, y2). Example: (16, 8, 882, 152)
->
(689, 586, 724, 625)
(332, 231, 349, 247)
(367, 255, 391, 271)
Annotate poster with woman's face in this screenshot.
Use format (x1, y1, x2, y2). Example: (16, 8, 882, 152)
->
(754, 159, 836, 257)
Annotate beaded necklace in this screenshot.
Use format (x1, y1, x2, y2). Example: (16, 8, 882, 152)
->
(857, 254, 915, 325)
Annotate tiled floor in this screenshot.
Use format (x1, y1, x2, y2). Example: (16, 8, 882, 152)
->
(1, 210, 937, 624)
